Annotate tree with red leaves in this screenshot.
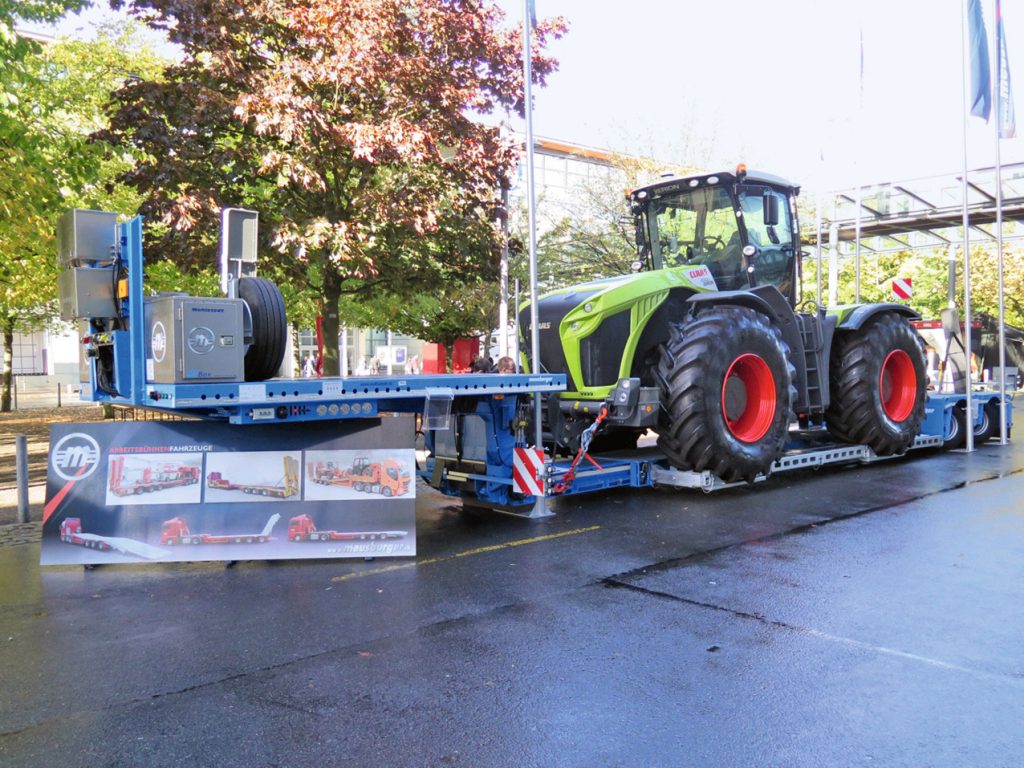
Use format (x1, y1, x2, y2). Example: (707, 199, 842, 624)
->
(103, 0, 566, 373)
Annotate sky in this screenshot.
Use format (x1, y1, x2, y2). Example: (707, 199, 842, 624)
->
(23, 0, 1024, 193)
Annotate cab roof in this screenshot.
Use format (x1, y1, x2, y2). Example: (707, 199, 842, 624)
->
(630, 169, 799, 203)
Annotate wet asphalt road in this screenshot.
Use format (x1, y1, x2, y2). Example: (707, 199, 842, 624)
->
(1, 432, 1023, 767)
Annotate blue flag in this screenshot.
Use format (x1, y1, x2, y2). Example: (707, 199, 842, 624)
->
(969, 0, 992, 120)
(997, 0, 1016, 138)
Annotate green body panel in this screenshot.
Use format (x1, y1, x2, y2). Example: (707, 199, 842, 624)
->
(527, 265, 716, 401)
(827, 305, 860, 325)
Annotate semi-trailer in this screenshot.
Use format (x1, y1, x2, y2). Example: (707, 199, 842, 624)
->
(160, 513, 281, 545)
(109, 457, 200, 497)
(307, 458, 410, 497)
(59, 518, 112, 551)
(206, 456, 300, 498)
(287, 514, 406, 542)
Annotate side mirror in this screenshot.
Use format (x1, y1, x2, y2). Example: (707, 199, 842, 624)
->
(763, 194, 779, 226)
(630, 259, 644, 273)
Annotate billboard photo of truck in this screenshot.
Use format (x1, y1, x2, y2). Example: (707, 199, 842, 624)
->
(304, 449, 416, 501)
(105, 454, 204, 506)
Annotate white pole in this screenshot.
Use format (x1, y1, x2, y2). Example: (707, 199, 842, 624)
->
(961, 0, 976, 452)
(815, 193, 823, 305)
(994, 0, 1008, 444)
(854, 182, 862, 303)
(522, 1, 549, 517)
(514, 278, 521, 367)
(386, 329, 393, 376)
(341, 324, 348, 377)
(828, 222, 840, 306)
(499, 186, 510, 358)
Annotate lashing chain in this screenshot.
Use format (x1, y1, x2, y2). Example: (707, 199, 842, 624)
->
(552, 405, 608, 494)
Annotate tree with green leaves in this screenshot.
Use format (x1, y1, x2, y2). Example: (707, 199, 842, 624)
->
(0, 25, 164, 410)
(105, 0, 566, 375)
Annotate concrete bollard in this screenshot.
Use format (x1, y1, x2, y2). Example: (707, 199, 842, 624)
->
(16, 434, 29, 524)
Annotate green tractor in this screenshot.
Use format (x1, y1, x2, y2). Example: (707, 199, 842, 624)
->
(519, 166, 927, 482)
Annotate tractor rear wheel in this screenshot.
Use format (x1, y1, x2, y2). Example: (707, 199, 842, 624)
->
(238, 276, 287, 382)
(826, 313, 926, 454)
(656, 306, 795, 483)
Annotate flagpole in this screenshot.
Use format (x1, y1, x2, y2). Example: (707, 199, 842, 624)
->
(522, 0, 550, 517)
(994, 0, 1008, 444)
(961, 0, 976, 452)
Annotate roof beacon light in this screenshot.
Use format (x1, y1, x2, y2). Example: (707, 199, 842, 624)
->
(736, 163, 748, 179)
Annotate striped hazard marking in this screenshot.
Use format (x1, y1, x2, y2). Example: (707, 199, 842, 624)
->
(513, 447, 546, 497)
(892, 276, 913, 300)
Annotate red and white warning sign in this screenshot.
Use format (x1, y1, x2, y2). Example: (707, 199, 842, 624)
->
(513, 447, 546, 497)
(892, 276, 913, 300)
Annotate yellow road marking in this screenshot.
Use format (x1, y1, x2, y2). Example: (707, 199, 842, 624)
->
(330, 525, 601, 583)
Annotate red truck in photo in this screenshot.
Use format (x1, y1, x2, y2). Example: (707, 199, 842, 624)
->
(59, 518, 112, 551)
(160, 513, 281, 546)
(307, 457, 410, 497)
(287, 514, 406, 542)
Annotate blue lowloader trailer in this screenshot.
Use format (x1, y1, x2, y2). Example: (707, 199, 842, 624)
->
(57, 209, 1012, 517)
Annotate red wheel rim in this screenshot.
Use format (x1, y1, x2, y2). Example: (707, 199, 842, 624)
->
(722, 353, 776, 442)
(879, 349, 916, 422)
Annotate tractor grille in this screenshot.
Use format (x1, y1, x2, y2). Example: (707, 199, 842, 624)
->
(580, 309, 631, 387)
(519, 289, 598, 392)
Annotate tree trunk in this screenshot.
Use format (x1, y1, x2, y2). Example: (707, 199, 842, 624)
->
(321, 266, 342, 377)
(2, 320, 13, 412)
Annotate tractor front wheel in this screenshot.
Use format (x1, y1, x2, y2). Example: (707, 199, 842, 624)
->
(657, 307, 794, 483)
(826, 313, 926, 454)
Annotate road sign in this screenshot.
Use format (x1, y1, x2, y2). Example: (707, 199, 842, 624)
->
(892, 277, 913, 300)
(513, 448, 546, 497)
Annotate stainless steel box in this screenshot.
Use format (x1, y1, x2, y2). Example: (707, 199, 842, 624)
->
(57, 209, 117, 267)
(57, 267, 117, 320)
(145, 296, 245, 383)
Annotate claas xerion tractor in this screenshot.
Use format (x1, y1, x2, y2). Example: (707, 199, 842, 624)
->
(519, 165, 927, 482)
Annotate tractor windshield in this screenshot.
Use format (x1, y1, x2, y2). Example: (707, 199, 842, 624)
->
(648, 186, 746, 290)
(646, 182, 795, 296)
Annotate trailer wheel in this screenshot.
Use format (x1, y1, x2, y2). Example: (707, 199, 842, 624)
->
(656, 306, 795, 483)
(826, 313, 926, 454)
(973, 400, 1000, 445)
(943, 404, 967, 450)
(238, 276, 287, 382)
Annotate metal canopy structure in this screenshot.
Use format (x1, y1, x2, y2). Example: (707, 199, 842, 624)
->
(812, 162, 1024, 255)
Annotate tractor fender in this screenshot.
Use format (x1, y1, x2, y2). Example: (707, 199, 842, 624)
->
(685, 290, 781, 324)
(836, 303, 919, 331)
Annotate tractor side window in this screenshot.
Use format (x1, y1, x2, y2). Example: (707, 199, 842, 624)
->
(654, 204, 699, 267)
(739, 186, 794, 296)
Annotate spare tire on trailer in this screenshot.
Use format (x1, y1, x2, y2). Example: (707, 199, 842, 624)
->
(656, 306, 796, 483)
(826, 312, 926, 454)
(238, 276, 287, 382)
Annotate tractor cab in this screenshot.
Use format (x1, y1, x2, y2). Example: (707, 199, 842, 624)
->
(631, 167, 800, 304)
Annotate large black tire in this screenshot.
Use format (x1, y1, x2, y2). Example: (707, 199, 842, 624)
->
(656, 306, 795, 483)
(238, 276, 287, 382)
(826, 313, 926, 454)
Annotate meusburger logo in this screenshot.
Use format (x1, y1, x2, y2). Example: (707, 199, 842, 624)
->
(51, 433, 101, 482)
